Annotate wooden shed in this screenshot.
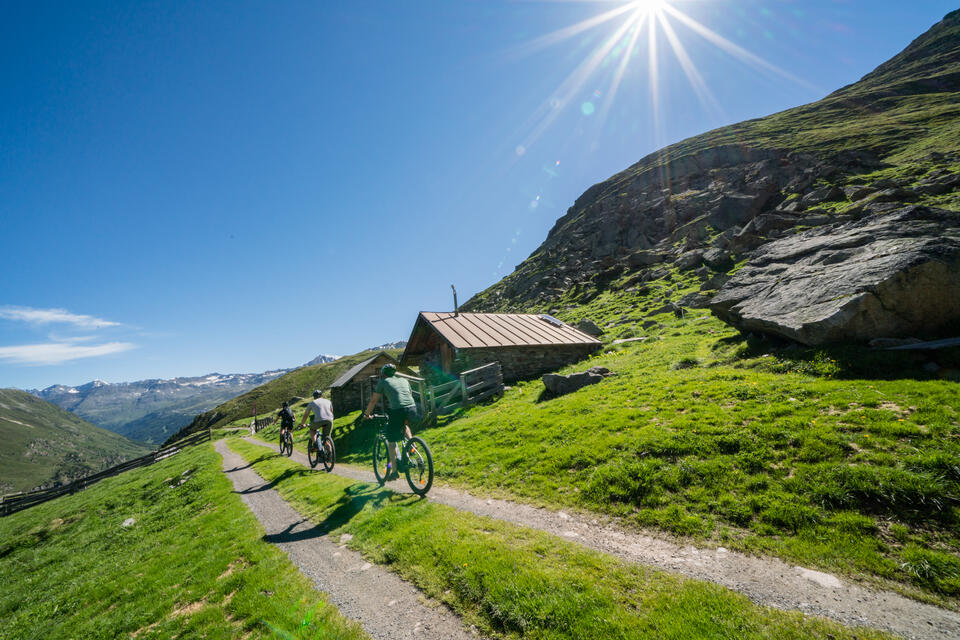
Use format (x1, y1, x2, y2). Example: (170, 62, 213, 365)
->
(400, 312, 602, 383)
(329, 352, 398, 415)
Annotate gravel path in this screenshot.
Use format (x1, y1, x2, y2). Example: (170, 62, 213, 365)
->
(216, 441, 480, 640)
(245, 436, 960, 640)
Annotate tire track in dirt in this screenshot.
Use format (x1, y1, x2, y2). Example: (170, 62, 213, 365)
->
(245, 435, 960, 640)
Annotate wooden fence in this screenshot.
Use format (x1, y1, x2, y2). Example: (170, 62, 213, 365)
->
(357, 362, 505, 422)
(252, 415, 276, 432)
(0, 429, 212, 517)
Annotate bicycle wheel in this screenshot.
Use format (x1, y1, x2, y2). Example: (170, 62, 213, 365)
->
(283, 433, 293, 456)
(372, 435, 390, 486)
(307, 436, 319, 468)
(321, 435, 336, 473)
(403, 437, 433, 495)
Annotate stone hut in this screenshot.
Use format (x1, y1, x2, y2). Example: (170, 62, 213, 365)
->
(329, 352, 398, 415)
(399, 312, 602, 383)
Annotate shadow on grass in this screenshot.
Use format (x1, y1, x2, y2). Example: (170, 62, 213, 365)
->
(314, 483, 395, 532)
(534, 388, 561, 403)
(718, 333, 960, 381)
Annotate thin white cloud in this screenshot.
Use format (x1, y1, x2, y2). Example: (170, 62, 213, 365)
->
(0, 306, 122, 329)
(0, 342, 137, 365)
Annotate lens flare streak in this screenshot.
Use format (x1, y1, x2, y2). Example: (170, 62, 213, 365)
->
(515, 0, 818, 151)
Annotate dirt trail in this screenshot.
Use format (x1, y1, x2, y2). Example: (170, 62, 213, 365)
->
(216, 441, 481, 640)
(245, 436, 960, 640)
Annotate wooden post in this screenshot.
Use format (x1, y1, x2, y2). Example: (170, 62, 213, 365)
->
(459, 373, 469, 408)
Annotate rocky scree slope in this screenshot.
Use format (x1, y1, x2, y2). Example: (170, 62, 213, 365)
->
(0, 389, 150, 493)
(464, 11, 960, 345)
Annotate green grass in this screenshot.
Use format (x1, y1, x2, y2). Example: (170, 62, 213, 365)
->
(315, 290, 960, 605)
(227, 437, 892, 640)
(0, 443, 368, 640)
(0, 389, 151, 493)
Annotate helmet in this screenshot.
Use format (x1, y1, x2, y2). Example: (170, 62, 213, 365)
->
(312, 389, 322, 398)
(282, 401, 289, 408)
(381, 363, 397, 377)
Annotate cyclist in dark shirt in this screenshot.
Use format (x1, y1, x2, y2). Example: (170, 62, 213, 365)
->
(278, 401, 295, 440)
(363, 363, 418, 481)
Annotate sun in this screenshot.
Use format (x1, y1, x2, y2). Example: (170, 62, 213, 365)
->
(515, 0, 812, 152)
(629, 0, 668, 15)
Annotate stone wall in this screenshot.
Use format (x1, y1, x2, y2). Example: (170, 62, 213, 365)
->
(458, 344, 600, 383)
(331, 383, 363, 416)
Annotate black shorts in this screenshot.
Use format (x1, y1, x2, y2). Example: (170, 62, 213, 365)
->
(386, 406, 418, 441)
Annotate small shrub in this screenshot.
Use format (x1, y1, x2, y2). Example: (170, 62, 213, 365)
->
(583, 458, 662, 505)
(672, 356, 700, 370)
(793, 464, 958, 521)
(900, 545, 960, 595)
(761, 501, 822, 533)
(716, 495, 752, 526)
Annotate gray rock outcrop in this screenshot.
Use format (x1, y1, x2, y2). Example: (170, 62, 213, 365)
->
(577, 318, 604, 337)
(710, 206, 960, 345)
(543, 366, 613, 396)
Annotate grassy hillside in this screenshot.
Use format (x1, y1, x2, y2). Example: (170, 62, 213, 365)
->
(614, 10, 960, 181)
(315, 275, 960, 605)
(0, 443, 367, 640)
(174, 350, 402, 437)
(228, 438, 891, 640)
(0, 389, 151, 493)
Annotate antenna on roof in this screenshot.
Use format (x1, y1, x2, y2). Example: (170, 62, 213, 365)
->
(451, 284, 459, 316)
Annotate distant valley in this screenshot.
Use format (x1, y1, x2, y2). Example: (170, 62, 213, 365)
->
(30, 371, 289, 444)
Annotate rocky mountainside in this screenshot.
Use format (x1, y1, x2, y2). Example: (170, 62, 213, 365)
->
(464, 11, 960, 345)
(369, 340, 407, 350)
(30, 370, 289, 444)
(0, 389, 150, 493)
(303, 354, 341, 367)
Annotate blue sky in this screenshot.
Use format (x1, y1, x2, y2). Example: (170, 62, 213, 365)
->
(1, 0, 955, 389)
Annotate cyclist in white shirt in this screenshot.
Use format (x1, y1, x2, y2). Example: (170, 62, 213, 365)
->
(299, 389, 334, 452)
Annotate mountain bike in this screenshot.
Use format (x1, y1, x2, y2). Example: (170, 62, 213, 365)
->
(307, 427, 335, 472)
(366, 414, 433, 495)
(279, 427, 293, 457)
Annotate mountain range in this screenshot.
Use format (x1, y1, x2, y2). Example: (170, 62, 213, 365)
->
(30, 370, 289, 444)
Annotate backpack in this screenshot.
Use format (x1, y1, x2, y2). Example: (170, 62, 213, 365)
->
(280, 407, 295, 428)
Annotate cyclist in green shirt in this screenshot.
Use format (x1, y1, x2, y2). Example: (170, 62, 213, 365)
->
(363, 363, 418, 481)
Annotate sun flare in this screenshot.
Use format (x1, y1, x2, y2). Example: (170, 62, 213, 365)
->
(516, 0, 812, 152)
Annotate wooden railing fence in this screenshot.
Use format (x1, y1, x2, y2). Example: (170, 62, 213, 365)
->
(396, 362, 504, 419)
(252, 415, 276, 432)
(0, 429, 212, 517)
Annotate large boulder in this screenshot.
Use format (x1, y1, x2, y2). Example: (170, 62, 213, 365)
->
(710, 206, 960, 345)
(543, 366, 613, 396)
(577, 318, 604, 337)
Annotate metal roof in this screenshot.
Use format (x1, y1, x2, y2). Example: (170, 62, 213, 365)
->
(416, 312, 601, 349)
(329, 353, 396, 388)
